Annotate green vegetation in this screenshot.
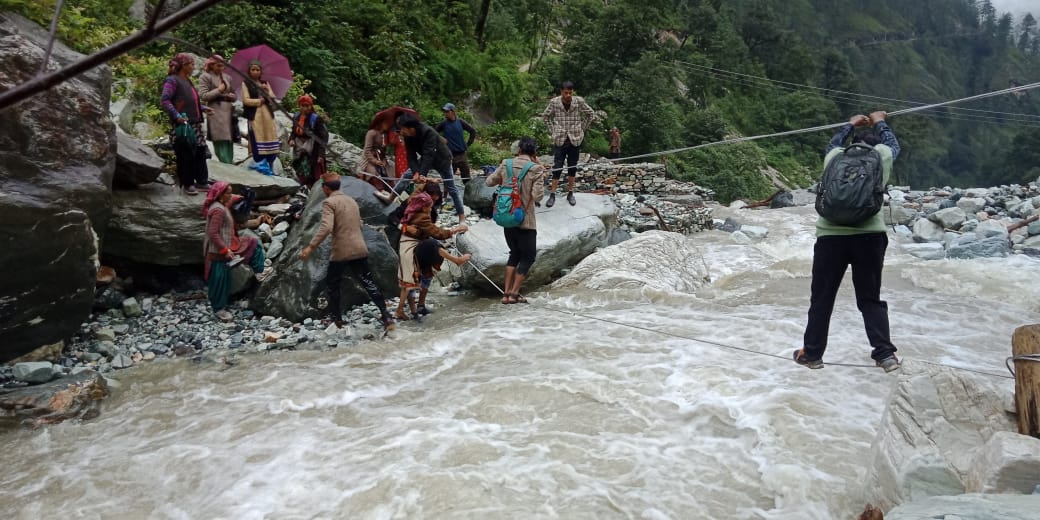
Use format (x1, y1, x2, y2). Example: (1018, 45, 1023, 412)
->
(5, 0, 1040, 202)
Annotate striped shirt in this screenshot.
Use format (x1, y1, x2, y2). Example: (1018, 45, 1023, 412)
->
(542, 95, 595, 147)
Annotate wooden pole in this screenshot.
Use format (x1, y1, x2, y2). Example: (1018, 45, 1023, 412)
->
(1011, 324, 1040, 438)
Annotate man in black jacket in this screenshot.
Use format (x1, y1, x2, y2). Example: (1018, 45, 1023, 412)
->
(393, 113, 466, 222)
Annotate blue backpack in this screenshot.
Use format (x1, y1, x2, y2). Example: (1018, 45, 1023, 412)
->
(492, 159, 533, 228)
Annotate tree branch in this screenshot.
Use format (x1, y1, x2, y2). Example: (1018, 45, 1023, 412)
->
(0, 0, 226, 113)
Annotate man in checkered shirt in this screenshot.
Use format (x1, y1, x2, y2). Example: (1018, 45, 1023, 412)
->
(542, 80, 595, 207)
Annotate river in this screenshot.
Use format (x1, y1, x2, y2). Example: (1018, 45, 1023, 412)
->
(1, 205, 1034, 519)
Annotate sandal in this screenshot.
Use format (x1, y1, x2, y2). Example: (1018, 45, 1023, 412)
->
(514, 294, 528, 304)
(501, 294, 515, 304)
(792, 349, 824, 369)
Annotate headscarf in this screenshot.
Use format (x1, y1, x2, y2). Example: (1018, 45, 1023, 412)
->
(203, 181, 231, 216)
(168, 53, 194, 75)
(403, 192, 433, 224)
(204, 54, 225, 73)
(297, 95, 314, 106)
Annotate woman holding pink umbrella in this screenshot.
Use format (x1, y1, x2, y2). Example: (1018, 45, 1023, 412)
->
(240, 60, 280, 171)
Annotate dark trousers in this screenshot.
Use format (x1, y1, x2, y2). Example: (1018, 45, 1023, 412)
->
(803, 233, 896, 362)
(326, 258, 389, 319)
(504, 227, 537, 275)
(552, 142, 580, 181)
(173, 141, 209, 188)
(451, 152, 471, 183)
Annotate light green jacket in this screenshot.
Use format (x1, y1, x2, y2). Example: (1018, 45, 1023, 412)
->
(815, 143, 893, 236)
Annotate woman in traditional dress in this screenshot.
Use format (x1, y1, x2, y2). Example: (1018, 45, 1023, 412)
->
(203, 181, 273, 321)
(160, 53, 210, 195)
(197, 54, 237, 164)
(240, 60, 280, 171)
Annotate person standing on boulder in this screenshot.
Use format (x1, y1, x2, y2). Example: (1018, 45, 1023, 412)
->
(435, 103, 477, 184)
(197, 55, 237, 164)
(289, 95, 329, 187)
(794, 111, 902, 373)
(300, 174, 395, 331)
(240, 60, 280, 172)
(203, 181, 273, 322)
(485, 136, 545, 303)
(542, 80, 594, 207)
(393, 113, 466, 223)
(160, 53, 211, 195)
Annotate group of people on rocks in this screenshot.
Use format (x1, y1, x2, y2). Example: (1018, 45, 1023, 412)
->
(183, 52, 902, 372)
(191, 77, 599, 331)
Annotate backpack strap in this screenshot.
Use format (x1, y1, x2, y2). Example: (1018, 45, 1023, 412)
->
(504, 159, 514, 184)
(516, 161, 535, 204)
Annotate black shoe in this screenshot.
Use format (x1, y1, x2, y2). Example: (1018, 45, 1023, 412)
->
(793, 349, 824, 369)
(566, 191, 576, 206)
(416, 304, 431, 316)
(546, 193, 556, 208)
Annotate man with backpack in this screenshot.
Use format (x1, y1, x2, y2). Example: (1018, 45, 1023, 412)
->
(794, 111, 902, 373)
(485, 137, 545, 304)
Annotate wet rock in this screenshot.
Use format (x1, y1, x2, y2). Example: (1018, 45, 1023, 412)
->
(251, 186, 398, 322)
(867, 360, 1018, 511)
(0, 14, 114, 363)
(882, 204, 915, 226)
(768, 191, 795, 208)
(900, 242, 945, 260)
(113, 126, 163, 187)
(885, 494, 1040, 520)
(0, 370, 108, 427)
(103, 182, 205, 265)
(928, 207, 967, 230)
(110, 354, 134, 369)
(12, 362, 55, 384)
(554, 231, 708, 293)
(94, 328, 116, 342)
(463, 178, 498, 217)
(740, 225, 768, 240)
(206, 160, 300, 200)
(946, 235, 1010, 260)
(912, 219, 945, 243)
(966, 431, 1040, 494)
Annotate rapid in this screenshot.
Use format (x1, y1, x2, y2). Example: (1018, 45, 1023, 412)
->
(2, 204, 1036, 520)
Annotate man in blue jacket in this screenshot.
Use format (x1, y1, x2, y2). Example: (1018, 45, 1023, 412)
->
(794, 111, 902, 373)
(435, 103, 477, 184)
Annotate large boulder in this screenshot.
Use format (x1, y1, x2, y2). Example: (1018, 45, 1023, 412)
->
(885, 494, 1040, 520)
(251, 188, 398, 322)
(340, 175, 400, 226)
(867, 360, 1022, 511)
(454, 193, 618, 293)
(552, 230, 708, 293)
(103, 182, 205, 266)
(0, 14, 115, 363)
(113, 126, 163, 187)
(325, 133, 363, 174)
(207, 160, 300, 200)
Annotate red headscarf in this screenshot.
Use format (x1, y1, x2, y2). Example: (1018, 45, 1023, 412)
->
(403, 192, 433, 224)
(297, 95, 314, 106)
(203, 181, 231, 216)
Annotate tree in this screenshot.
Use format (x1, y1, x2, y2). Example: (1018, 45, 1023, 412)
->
(1019, 13, 1037, 51)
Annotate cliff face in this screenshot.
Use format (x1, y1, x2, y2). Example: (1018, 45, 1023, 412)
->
(0, 13, 116, 362)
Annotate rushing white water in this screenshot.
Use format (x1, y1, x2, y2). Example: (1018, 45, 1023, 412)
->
(2, 205, 1035, 519)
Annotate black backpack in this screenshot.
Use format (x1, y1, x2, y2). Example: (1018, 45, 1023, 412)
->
(815, 143, 885, 226)
(231, 187, 256, 224)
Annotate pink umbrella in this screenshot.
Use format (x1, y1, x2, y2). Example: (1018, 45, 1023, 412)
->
(229, 44, 293, 100)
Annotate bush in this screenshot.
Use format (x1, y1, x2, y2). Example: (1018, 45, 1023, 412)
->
(671, 143, 773, 203)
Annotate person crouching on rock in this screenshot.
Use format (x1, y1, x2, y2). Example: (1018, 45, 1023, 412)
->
(300, 174, 395, 331)
(412, 238, 471, 318)
(396, 191, 468, 320)
(485, 136, 545, 304)
(203, 181, 273, 322)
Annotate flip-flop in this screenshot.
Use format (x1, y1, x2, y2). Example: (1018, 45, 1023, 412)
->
(514, 294, 529, 304)
(501, 293, 515, 304)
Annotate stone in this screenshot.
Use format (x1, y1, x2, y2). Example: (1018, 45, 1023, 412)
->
(94, 328, 116, 342)
(0, 369, 109, 426)
(730, 230, 752, 244)
(867, 361, 1018, 511)
(718, 217, 742, 233)
(464, 178, 498, 218)
(974, 219, 1009, 240)
(553, 231, 708, 293)
(111, 324, 129, 335)
(206, 160, 300, 200)
(0, 14, 114, 363)
(122, 297, 143, 318)
(251, 188, 399, 322)
(900, 242, 945, 260)
(740, 225, 768, 240)
(229, 263, 256, 295)
(324, 133, 363, 174)
(113, 126, 163, 187)
(928, 207, 968, 229)
(272, 221, 290, 236)
(266, 240, 284, 260)
(103, 182, 205, 265)
(8, 341, 64, 363)
(885, 494, 1040, 520)
(454, 194, 618, 293)
(956, 197, 986, 214)
(883, 204, 915, 226)
(110, 354, 134, 369)
(946, 235, 1010, 260)
(12, 362, 56, 384)
(259, 203, 290, 215)
(768, 191, 795, 208)
(966, 431, 1040, 494)
(263, 332, 281, 343)
(912, 218, 945, 243)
